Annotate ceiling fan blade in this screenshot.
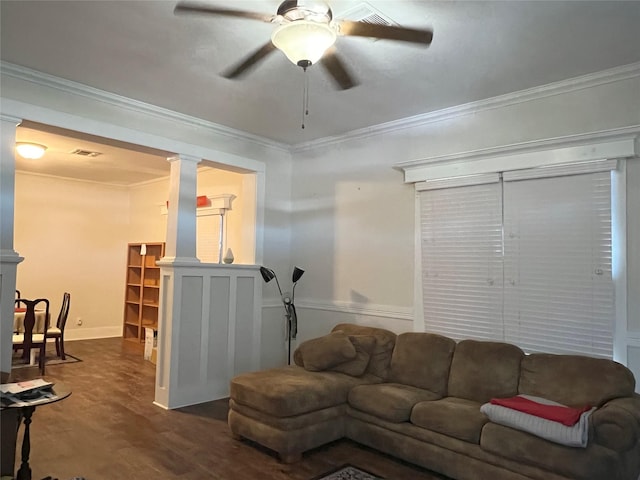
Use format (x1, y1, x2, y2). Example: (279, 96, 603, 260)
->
(337, 20, 433, 45)
(319, 49, 358, 90)
(174, 2, 274, 22)
(221, 41, 277, 79)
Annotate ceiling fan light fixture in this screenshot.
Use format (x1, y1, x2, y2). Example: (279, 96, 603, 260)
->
(15, 142, 47, 159)
(271, 20, 336, 67)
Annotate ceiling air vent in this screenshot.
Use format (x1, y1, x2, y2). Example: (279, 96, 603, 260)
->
(70, 149, 102, 158)
(339, 2, 398, 30)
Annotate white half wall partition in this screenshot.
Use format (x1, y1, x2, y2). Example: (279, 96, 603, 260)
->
(155, 153, 263, 409)
(154, 263, 262, 409)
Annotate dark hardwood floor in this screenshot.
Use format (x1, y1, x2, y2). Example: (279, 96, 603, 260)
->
(9, 338, 449, 480)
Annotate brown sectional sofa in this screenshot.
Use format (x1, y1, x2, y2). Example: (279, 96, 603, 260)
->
(228, 323, 640, 480)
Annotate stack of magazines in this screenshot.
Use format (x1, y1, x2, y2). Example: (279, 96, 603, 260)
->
(0, 379, 56, 407)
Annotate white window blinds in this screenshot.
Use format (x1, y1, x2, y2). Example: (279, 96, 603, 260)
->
(197, 214, 223, 263)
(418, 161, 615, 358)
(502, 170, 613, 358)
(418, 176, 504, 341)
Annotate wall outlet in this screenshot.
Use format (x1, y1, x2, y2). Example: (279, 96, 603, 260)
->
(76, 317, 83, 326)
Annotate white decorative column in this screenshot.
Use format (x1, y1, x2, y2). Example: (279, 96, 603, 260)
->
(163, 154, 202, 263)
(156, 154, 201, 408)
(0, 115, 24, 374)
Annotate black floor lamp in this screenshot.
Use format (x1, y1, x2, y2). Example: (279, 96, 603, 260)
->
(260, 265, 305, 365)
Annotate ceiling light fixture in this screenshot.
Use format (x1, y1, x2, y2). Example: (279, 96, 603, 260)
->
(15, 142, 47, 159)
(271, 20, 337, 68)
(270, 18, 337, 130)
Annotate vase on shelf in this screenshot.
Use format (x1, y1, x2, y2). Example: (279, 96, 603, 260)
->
(223, 248, 234, 264)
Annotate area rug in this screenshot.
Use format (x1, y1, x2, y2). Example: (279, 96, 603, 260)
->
(311, 464, 384, 480)
(11, 352, 82, 369)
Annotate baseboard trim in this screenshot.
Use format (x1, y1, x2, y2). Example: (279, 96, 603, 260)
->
(64, 326, 122, 341)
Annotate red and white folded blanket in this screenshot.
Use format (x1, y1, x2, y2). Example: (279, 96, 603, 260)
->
(489, 395, 591, 426)
(480, 394, 595, 448)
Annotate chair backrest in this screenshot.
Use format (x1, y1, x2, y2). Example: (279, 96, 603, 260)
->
(15, 289, 21, 299)
(57, 292, 71, 330)
(15, 298, 50, 348)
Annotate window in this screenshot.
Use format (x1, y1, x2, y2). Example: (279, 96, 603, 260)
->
(418, 160, 616, 358)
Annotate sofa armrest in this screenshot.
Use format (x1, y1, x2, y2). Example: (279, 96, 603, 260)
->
(590, 394, 640, 451)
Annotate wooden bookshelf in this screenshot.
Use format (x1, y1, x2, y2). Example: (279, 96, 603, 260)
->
(122, 242, 165, 344)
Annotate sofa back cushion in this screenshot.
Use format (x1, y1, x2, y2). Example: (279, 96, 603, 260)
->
(448, 340, 524, 403)
(331, 323, 397, 380)
(389, 332, 456, 395)
(519, 353, 636, 407)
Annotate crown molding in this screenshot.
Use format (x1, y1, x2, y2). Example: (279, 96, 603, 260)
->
(4, 61, 639, 156)
(0, 113, 22, 124)
(14, 169, 132, 188)
(291, 62, 640, 153)
(0, 61, 290, 153)
(18, 168, 175, 189)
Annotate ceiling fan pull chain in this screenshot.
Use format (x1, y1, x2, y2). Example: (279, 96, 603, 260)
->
(301, 67, 310, 129)
(305, 70, 310, 117)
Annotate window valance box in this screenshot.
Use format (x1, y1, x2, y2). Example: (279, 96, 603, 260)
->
(395, 126, 638, 184)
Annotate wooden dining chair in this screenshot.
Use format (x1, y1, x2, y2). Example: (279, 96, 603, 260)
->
(47, 292, 71, 360)
(13, 298, 50, 375)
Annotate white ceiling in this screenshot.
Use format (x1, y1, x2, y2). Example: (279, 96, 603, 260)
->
(2, 0, 640, 184)
(14, 122, 173, 186)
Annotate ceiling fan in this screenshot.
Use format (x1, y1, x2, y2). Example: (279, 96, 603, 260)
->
(174, 0, 434, 90)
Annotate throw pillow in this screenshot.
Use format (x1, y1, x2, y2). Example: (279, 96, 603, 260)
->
(298, 331, 357, 371)
(331, 335, 377, 376)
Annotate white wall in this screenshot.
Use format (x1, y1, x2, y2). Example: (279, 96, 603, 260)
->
(287, 141, 416, 349)
(258, 156, 293, 368)
(290, 71, 640, 372)
(127, 179, 168, 243)
(14, 172, 128, 339)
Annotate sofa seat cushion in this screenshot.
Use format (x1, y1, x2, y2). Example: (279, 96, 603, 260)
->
(481, 421, 622, 480)
(231, 366, 379, 417)
(229, 399, 347, 431)
(348, 383, 441, 423)
(410, 397, 489, 444)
